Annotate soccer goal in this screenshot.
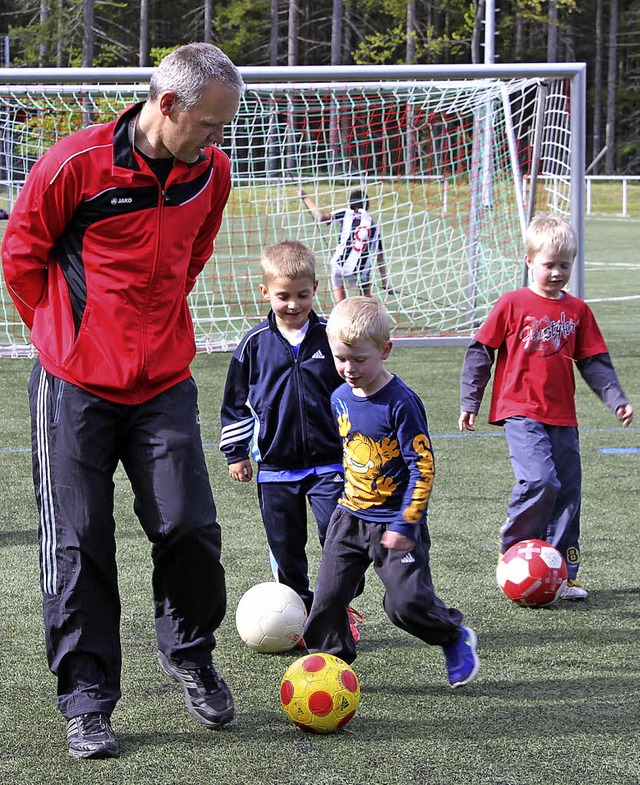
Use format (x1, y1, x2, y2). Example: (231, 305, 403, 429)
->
(0, 63, 585, 356)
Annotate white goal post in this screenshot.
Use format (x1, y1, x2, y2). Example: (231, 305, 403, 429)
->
(0, 63, 585, 356)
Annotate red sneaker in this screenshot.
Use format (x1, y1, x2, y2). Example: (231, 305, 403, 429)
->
(347, 605, 364, 644)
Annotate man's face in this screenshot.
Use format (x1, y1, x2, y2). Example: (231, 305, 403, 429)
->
(161, 81, 240, 163)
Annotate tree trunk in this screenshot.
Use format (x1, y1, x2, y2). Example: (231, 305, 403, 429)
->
(331, 0, 342, 65)
(564, 5, 575, 61)
(203, 0, 212, 44)
(270, 0, 279, 66)
(593, 0, 604, 170)
(515, 12, 524, 62)
(55, 0, 63, 66)
(288, 0, 299, 66)
(82, 0, 94, 67)
(547, 0, 557, 62)
(343, 0, 352, 62)
(39, 0, 49, 67)
(605, 0, 618, 173)
(139, 0, 148, 66)
(471, 0, 483, 65)
(406, 0, 415, 64)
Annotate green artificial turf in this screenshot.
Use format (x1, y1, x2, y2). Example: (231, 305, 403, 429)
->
(0, 218, 638, 785)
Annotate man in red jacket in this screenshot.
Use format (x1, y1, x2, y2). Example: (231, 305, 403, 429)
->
(1, 43, 244, 760)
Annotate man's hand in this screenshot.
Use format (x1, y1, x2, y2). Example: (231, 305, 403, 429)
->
(616, 403, 634, 428)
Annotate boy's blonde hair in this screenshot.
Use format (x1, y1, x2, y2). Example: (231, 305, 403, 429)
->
(526, 213, 578, 260)
(326, 296, 390, 349)
(261, 240, 316, 284)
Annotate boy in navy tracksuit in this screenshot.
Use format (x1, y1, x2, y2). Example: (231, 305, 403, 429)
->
(220, 240, 362, 638)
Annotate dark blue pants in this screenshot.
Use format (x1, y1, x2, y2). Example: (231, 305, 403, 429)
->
(29, 363, 226, 719)
(502, 417, 582, 578)
(257, 472, 343, 611)
(304, 508, 463, 664)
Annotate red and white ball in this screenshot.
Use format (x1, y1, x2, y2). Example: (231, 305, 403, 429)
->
(497, 538, 567, 607)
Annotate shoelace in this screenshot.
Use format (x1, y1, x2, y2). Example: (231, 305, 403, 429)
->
(77, 713, 109, 735)
(347, 605, 364, 624)
(188, 665, 223, 694)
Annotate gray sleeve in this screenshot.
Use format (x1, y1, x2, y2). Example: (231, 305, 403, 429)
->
(576, 352, 629, 414)
(460, 341, 495, 413)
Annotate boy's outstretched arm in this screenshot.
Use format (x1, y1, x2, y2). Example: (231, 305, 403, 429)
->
(577, 353, 634, 426)
(297, 188, 331, 223)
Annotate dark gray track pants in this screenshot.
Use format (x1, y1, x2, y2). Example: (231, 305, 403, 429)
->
(303, 508, 463, 664)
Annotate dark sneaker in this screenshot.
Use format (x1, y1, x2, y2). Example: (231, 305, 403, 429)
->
(158, 651, 234, 729)
(443, 626, 480, 689)
(66, 712, 119, 759)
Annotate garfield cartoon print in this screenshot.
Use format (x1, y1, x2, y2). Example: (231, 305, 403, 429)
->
(334, 398, 435, 525)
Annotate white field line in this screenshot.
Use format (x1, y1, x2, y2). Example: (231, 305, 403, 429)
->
(584, 259, 640, 302)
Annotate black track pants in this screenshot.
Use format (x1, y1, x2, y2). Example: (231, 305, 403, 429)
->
(29, 362, 226, 719)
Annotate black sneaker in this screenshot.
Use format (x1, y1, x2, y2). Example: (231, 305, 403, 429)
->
(66, 712, 119, 759)
(158, 651, 234, 729)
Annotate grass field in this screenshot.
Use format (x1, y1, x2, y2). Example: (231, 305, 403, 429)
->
(0, 217, 639, 785)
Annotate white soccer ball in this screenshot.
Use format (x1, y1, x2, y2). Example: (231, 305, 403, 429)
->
(235, 582, 307, 653)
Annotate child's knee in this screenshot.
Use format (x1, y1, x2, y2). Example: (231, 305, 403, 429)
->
(522, 471, 560, 503)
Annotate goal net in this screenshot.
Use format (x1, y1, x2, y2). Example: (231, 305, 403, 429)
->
(0, 65, 584, 356)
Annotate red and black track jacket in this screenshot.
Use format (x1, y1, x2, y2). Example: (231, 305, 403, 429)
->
(1, 102, 231, 404)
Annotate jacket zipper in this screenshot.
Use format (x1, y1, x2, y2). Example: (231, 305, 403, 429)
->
(139, 180, 166, 386)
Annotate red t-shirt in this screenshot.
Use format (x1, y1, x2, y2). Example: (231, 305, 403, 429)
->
(475, 287, 609, 426)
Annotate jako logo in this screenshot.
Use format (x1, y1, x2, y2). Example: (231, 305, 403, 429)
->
(111, 197, 133, 205)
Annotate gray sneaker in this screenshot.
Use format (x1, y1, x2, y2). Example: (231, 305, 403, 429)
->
(158, 651, 234, 729)
(66, 712, 119, 759)
(559, 579, 588, 600)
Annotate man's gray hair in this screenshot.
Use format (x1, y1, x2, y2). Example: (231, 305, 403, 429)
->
(149, 43, 245, 109)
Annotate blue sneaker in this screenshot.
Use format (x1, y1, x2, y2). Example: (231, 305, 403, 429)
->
(443, 626, 480, 688)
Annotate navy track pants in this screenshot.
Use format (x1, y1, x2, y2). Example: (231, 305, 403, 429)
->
(257, 471, 344, 611)
(502, 417, 582, 578)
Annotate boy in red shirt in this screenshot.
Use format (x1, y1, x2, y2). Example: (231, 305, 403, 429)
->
(459, 214, 633, 599)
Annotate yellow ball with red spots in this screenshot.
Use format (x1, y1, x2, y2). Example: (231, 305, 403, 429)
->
(280, 653, 360, 733)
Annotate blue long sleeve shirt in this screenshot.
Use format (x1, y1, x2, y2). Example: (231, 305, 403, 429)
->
(332, 374, 435, 539)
